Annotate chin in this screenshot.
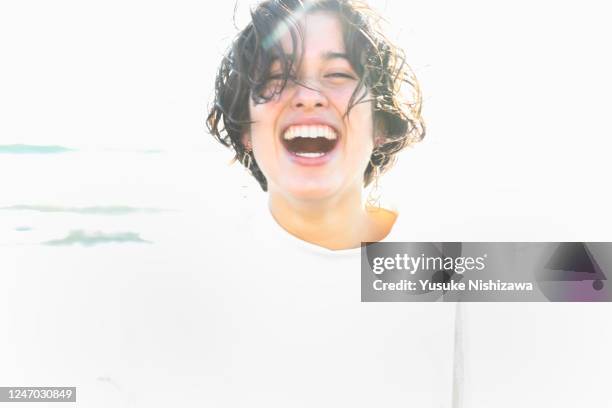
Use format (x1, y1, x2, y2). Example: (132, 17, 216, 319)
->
(282, 180, 343, 202)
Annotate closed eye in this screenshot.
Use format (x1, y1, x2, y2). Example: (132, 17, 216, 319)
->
(325, 72, 356, 79)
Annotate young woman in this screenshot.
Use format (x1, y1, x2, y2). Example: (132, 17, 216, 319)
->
(202, 3, 458, 408)
(207, 0, 424, 250)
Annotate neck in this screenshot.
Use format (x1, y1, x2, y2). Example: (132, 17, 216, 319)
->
(268, 185, 376, 250)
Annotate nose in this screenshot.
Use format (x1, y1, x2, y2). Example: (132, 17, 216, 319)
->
(290, 81, 328, 110)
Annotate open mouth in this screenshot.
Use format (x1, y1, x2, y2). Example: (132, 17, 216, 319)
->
(281, 125, 338, 158)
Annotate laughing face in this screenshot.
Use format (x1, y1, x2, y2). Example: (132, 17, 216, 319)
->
(246, 11, 377, 202)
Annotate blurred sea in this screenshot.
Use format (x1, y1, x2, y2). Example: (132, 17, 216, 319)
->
(1, 145, 257, 257)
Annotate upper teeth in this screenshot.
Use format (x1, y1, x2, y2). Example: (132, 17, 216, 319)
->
(283, 125, 337, 140)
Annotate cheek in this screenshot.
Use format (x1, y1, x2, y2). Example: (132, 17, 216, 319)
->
(249, 102, 278, 146)
(327, 87, 355, 111)
(343, 100, 375, 144)
(248, 93, 287, 131)
(330, 87, 373, 129)
(248, 102, 283, 178)
(249, 101, 269, 128)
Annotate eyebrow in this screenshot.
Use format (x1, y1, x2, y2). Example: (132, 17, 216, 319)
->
(271, 51, 350, 62)
(322, 51, 349, 61)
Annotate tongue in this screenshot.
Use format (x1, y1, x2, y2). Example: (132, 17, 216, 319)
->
(283, 137, 336, 153)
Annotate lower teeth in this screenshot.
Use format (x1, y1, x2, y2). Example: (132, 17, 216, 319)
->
(295, 152, 324, 158)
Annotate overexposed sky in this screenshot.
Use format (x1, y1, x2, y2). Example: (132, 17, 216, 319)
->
(2, 0, 610, 153)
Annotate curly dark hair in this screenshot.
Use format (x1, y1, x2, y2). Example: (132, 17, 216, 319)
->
(206, 0, 425, 191)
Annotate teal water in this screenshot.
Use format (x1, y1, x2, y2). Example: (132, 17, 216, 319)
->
(0, 144, 75, 154)
(43, 230, 152, 246)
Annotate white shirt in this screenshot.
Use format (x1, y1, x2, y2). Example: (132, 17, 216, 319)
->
(205, 196, 457, 407)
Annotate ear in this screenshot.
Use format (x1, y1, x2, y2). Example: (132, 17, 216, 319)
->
(241, 132, 252, 151)
(373, 127, 388, 149)
(373, 116, 387, 148)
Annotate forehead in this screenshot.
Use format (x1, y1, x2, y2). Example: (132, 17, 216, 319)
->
(277, 11, 345, 56)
